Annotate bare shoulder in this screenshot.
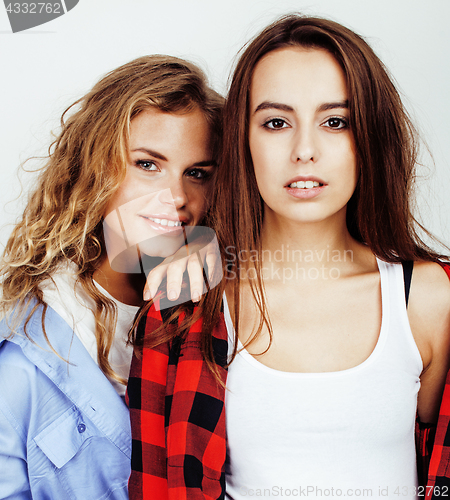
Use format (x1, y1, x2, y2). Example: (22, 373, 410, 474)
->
(410, 261, 450, 422)
(409, 261, 450, 320)
(408, 261, 450, 369)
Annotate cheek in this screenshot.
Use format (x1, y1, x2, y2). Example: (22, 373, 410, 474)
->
(346, 151, 358, 188)
(251, 149, 275, 201)
(105, 171, 139, 212)
(187, 185, 210, 221)
(249, 124, 284, 174)
(249, 134, 272, 185)
(104, 187, 127, 218)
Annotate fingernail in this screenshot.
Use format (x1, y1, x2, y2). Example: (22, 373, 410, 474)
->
(168, 290, 177, 301)
(144, 287, 155, 301)
(192, 291, 201, 303)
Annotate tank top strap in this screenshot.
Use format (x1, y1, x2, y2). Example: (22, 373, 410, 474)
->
(376, 258, 422, 374)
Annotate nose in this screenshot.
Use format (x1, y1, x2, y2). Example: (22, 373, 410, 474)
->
(291, 125, 318, 164)
(159, 178, 188, 209)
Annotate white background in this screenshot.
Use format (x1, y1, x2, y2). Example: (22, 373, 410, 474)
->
(0, 0, 449, 251)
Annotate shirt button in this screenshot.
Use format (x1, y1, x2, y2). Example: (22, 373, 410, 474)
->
(77, 423, 86, 433)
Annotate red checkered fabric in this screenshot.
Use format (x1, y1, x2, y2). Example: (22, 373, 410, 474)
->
(127, 298, 228, 500)
(127, 263, 450, 498)
(423, 262, 450, 499)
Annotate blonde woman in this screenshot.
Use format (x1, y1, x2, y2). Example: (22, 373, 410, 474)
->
(0, 55, 223, 499)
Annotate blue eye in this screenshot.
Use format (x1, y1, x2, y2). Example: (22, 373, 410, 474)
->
(135, 160, 158, 171)
(323, 117, 348, 129)
(263, 118, 288, 130)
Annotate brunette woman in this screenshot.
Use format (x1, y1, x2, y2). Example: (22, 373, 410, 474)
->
(128, 15, 450, 499)
(0, 55, 223, 498)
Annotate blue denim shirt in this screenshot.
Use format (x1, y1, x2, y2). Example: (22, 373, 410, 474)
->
(0, 303, 131, 499)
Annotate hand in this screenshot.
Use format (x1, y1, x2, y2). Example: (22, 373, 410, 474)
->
(143, 229, 222, 304)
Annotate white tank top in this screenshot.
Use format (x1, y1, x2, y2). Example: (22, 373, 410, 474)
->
(224, 259, 422, 499)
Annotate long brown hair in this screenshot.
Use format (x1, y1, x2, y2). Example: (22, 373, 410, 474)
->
(135, 15, 448, 372)
(214, 14, 448, 362)
(1, 55, 223, 384)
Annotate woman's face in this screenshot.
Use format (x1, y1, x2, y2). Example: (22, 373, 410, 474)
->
(248, 46, 357, 229)
(103, 106, 214, 260)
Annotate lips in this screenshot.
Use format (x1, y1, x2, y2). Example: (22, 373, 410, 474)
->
(290, 180, 321, 189)
(139, 214, 188, 234)
(284, 176, 326, 199)
(147, 217, 182, 227)
(285, 176, 326, 189)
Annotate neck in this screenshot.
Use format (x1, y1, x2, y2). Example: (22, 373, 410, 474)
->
(94, 252, 162, 306)
(259, 211, 361, 274)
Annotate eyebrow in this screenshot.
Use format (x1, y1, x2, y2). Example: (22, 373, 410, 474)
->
(132, 148, 168, 161)
(317, 100, 349, 112)
(253, 100, 349, 114)
(131, 148, 216, 167)
(253, 102, 294, 114)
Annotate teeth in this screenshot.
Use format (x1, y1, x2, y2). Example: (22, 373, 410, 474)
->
(148, 217, 182, 227)
(289, 181, 321, 189)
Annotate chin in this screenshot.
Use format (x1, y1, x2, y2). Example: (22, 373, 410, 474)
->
(137, 237, 184, 259)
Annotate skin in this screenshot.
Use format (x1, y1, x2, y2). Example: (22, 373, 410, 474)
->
(94, 106, 215, 306)
(229, 46, 450, 424)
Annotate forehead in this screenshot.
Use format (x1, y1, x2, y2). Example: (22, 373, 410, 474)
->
(129, 107, 211, 151)
(250, 47, 348, 108)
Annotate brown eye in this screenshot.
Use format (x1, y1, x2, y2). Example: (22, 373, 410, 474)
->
(186, 168, 213, 182)
(324, 117, 348, 129)
(264, 118, 288, 130)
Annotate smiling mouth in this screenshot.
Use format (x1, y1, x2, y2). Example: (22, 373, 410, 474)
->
(139, 215, 187, 233)
(288, 181, 323, 189)
(146, 217, 183, 227)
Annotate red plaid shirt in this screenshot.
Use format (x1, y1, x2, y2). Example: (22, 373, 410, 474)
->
(422, 263, 450, 498)
(127, 299, 228, 500)
(127, 264, 450, 499)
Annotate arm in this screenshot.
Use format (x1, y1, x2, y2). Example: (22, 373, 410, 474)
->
(412, 263, 450, 495)
(0, 342, 32, 499)
(0, 407, 31, 499)
(409, 262, 450, 424)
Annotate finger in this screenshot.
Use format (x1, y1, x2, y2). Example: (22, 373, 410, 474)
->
(187, 253, 206, 303)
(143, 264, 169, 301)
(166, 258, 189, 301)
(204, 238, 221, 283)
(205, 251, 221, 285)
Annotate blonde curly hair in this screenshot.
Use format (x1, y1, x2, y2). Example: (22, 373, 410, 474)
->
(0, 55, 223, 384)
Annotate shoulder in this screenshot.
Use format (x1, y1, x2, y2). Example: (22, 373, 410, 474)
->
(0, 338, 39, 382)
(0, 339, 43, 431)
(410, 261, 450, 317)
(0, 329, 63, 386)
(0, 306, 79, 403)
(1, 300, 74, 345)
(408, 261, 450, 368)
(409, 261, 450, 422)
